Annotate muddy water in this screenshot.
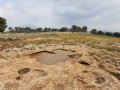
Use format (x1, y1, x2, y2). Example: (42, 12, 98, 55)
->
(30, 50, 74, 65)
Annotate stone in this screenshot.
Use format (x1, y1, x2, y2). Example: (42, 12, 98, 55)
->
(13, 47, 20, 51)
(78, 61, 90, 65)
(110, 71, 120, 80)
(17, 68, 30, 74)
(3, 49, 10, 52)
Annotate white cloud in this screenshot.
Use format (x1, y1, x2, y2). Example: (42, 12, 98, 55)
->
(0, 0, 120, 32)
(0, 3, 15, 17)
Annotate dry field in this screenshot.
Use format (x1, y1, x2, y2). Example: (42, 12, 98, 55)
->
(0, 32, 120, 52)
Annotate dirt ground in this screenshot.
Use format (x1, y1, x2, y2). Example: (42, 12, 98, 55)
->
(0, 32, 120, 90)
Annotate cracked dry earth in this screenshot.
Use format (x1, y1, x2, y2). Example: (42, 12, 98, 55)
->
(0, 44, 120, 90)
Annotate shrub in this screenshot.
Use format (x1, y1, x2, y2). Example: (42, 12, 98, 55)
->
(90, 29, 97, 34)
(96, 30, 104, 35)
(105, 32, 113, 36)
(113, 32, 120, 38)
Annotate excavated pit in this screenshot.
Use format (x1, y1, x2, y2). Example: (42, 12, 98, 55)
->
(30, 49, 74, 65)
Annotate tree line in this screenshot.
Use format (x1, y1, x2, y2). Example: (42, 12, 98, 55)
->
(0, 16, 120, 38)
(0, 17, 88, 33)
(8, 25, 88, 33)
(90, 29, 120, 38)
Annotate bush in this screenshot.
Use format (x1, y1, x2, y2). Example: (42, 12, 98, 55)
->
(105, 32, 113, 36)
(90, 29, 97, 34)
(59, 27, 68, 32)
(113, 32, 120, 38)
(96, 30, 104, 35)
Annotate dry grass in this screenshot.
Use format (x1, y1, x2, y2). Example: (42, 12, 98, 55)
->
(0, 32, 120, 52)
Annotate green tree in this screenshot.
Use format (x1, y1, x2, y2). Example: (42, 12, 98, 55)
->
(96, 30, 104, 35)
(105, 32, 113, 36)
(113, 32, 120, 38)
(51, 28, 57, 32)
(37, 28, 42, 32)
(8, 27, 12, 31)
(71, 25, 78, 33)
(0, 17, 7, 32)
(82, 26, 88, 32)
(71, 25, 83, 32)
(43, 27, 48, 32)
(90, 29, 97, 34)
(59, 27, 68, 32)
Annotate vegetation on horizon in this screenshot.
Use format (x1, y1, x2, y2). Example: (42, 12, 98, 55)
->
(8, 25, 88, 33)
(0, 16, 119, 38)
(0, 17, 120, 52)
(90, 29, 120, 38)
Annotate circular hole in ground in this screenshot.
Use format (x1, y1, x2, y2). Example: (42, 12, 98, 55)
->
(30, 49, 74, 65)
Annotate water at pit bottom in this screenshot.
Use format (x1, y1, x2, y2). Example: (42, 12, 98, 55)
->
(30, 49, 74, 65)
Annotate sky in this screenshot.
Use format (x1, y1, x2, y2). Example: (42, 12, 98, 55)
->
(0, 0, 120, 32)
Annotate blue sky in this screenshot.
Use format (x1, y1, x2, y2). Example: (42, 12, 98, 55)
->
(0, 0, 120, 32)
